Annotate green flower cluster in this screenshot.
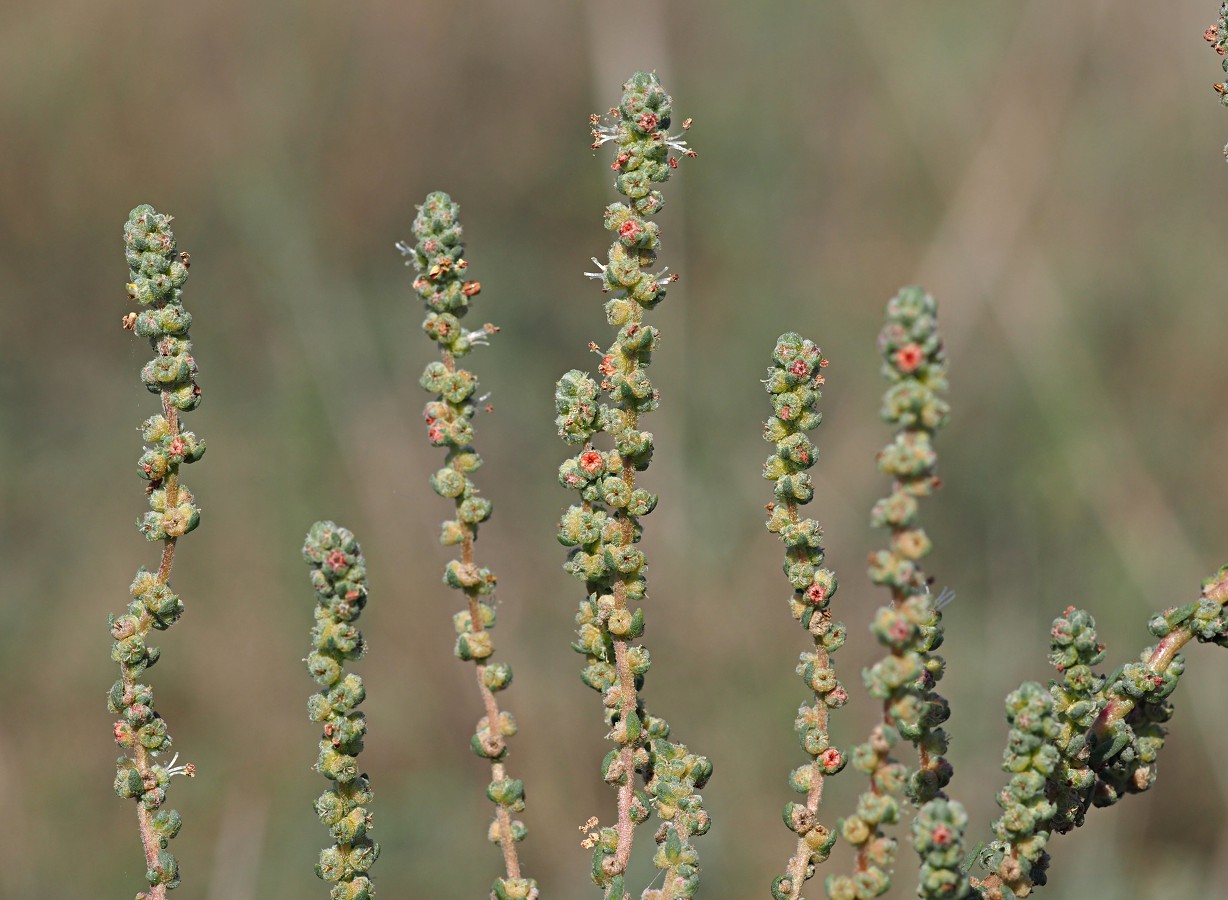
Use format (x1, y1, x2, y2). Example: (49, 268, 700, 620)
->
(303, 522, 378, 900)
(911, 800, 976, 900)
(109, 204, 204, 899)
(555, 72, 709, 900)
(979, 568, 1228, 898)
(760, 334, 846, 900)
(868, 287, 953, 801)
(982, 682, 1059, 896)
(1046, 607, 1105, 833)
(1088, 567, 1228, 805)
(831, 287, 951, 900)
(402, 192, 537, 899)
(976, 609, 1104, 900)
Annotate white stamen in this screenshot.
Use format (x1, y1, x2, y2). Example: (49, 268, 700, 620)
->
(163, 752, 194, 778)
(591, 124, 620, 147)
(664, 134, 692, 155)
(583, 258, 608, 281)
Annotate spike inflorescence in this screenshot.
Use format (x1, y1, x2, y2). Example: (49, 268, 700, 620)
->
(401, 192, 537, 900)
(304, 522, 378, 900)
(761, 334, 848, 900)
(109, 204, 204, 899)
(555, 72, 710, 900)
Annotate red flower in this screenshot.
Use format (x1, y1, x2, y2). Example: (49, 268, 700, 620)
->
(637, 112, 659, 132)
(789, 359, 810, 377)
(894, 343, 924, 374)
(820, 748, 842, 770)
(931, 824, 953, 847)
(804, 583, 827, 605)
(325, 549, 349, 572)
(618, 219, 642, 242)
(579, 450, 603, 476)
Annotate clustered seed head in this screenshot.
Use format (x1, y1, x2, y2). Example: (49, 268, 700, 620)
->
(761, 334, 846, 900)
(110, 204, 205, 897)
(557, 72, 710, 899)
(304, 522, 378, 900)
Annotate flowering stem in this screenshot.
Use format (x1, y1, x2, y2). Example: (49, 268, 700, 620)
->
(761, 334, 846, 900)
(1090, 615, 1209, 739)
(975, 567, 1228, 899)
(402, 192, 536, 900)
(303, 522, 379, 898)
(555, 72, 709, 900)
(110, 204, 205, 898)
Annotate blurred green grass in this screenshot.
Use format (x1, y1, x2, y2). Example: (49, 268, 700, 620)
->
(2, 1, 1226, 897)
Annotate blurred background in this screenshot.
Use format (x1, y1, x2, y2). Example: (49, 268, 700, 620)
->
(3, 1, 1226, 897)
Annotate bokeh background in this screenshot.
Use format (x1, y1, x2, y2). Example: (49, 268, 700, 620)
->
(3, 1, 1226, 897)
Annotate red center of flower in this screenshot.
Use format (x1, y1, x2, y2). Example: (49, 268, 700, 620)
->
(168, 437, 186, 456)
(325, 550, 348, 572)
(804, 583, 827, 605)
(931, 824, 953, 847)
(579, 450, 603, 475)
(895, 343, 924, 374)
(821, 748, 841, 768)
(618, 220, 642, 240)
(789, 359, 809, 377)
(637, 112, 659, 132)
(427, 423, 445, 443)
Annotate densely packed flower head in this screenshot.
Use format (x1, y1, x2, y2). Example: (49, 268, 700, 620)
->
(401, 192, 538, 900)
(303, 521, 378, 900)
(110, 204, 205, 899)
(555, 72, 710, 900)
(761, 334, 848, 900)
